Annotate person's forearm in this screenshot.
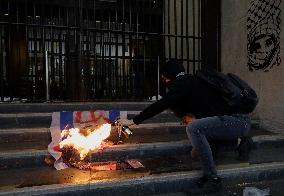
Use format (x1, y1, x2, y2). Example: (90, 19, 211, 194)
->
(133, 99, 168, 125)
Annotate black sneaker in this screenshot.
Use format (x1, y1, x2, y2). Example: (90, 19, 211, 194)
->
(236, 136, 253, 161)
(196, 175, 209, 188)
(194, 175, 223, 194)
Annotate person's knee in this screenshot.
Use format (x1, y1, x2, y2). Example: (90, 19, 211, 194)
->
(187, 123, 201, 136)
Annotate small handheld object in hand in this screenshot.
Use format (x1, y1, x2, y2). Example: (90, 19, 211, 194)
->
(120, 125, 133, 138)
(114, 120, 133, 139)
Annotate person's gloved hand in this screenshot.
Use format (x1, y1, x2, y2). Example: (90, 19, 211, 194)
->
(115, 118, 135, 128)
(114, 118, 135, 141)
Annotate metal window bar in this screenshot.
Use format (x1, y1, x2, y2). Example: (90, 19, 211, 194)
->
(0, 25, 3, 101)
(193, 0, 196, 73)
(0, 0, 205, 101)
(186, 0, 190, 72)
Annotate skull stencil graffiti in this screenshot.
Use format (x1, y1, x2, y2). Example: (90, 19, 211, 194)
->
(247, 0, 281, 72)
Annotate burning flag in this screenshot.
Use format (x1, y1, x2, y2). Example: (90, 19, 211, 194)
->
(59, 124, 112, 160)
(48, 110, 127, 170)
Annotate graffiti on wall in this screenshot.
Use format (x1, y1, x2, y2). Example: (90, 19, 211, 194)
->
(247, 0, 281, 72)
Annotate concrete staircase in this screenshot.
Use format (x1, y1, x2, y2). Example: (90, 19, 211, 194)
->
(0, 102, 284, 195)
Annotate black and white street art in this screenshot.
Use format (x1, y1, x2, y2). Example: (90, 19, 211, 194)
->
(247, 0, 281, 72)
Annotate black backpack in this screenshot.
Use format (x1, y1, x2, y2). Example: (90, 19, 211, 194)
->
(196, 69, 258, 114)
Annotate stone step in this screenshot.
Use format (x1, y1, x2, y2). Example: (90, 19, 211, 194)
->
(0, 109, 260, 129)
(0, 141, 190, 170)
(0, 122, 272, 152)
(1, 134, 284, 170)
(0, 123, 186, 145)
(0, 146, 284, 195)
(0, 111, 180, 129)
(0, 102, 153, 113)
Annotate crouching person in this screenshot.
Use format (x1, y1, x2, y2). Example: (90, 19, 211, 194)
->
(116, 60, 257, 194)
(185, 114, 251, 192)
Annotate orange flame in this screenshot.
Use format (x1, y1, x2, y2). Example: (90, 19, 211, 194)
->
(59, 123, 111, 160)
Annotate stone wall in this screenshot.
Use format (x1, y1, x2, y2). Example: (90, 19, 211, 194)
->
(221, 0, 284, 132)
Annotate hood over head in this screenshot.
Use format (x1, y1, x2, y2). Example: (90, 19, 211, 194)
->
(161, 60, 185, 79)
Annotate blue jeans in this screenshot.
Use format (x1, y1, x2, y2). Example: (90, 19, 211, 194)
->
(186, 114, 251, 177)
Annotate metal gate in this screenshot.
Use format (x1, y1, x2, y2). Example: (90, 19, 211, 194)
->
(0, 0, 211, 102)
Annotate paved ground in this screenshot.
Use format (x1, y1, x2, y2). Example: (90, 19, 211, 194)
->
(152, 178, 284, 196)
(1, 144, 284, 192)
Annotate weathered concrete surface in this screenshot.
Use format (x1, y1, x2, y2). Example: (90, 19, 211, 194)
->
(0, 141, 191, 169)
(0, 102, 154, 113)
(0, 123, 188, 153)
(1, 162, 284, 196)
(0, 125, 264, 154)
(0, 111, 181, 128)
(221, 0, 284, 133)
(1, 134, 284, 170)
(0, 124, 273, 154)
(153, 178, 284, 196)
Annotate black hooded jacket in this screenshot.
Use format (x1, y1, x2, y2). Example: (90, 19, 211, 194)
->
(133, 61, 231, 125)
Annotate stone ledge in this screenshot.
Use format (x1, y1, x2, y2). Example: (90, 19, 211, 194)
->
(0, 162, 284, 196)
